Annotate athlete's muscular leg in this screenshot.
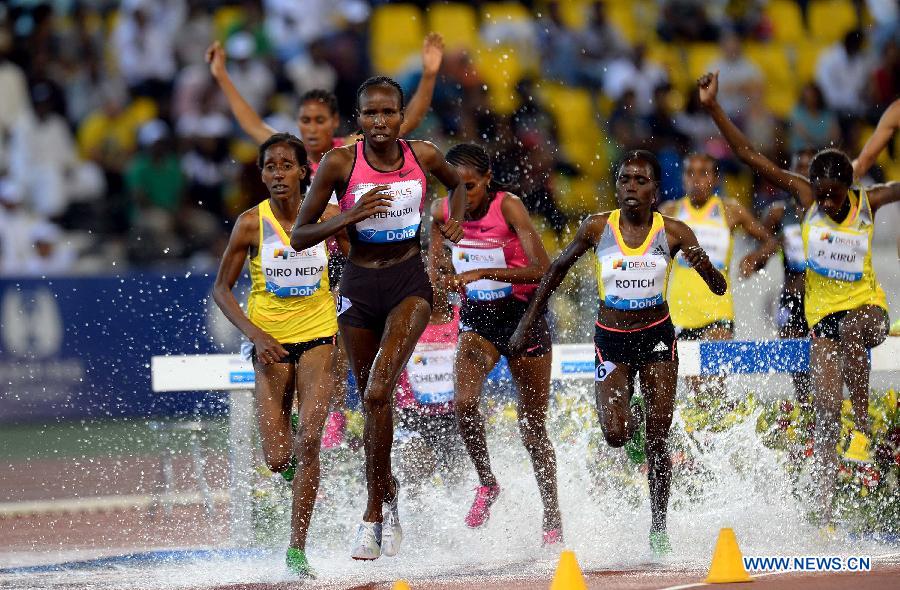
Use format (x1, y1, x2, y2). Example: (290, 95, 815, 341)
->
(253, 359, 296, 473)
(454, 332, 501, 487)
(509, 352, 560, 531)
(810, 335, 843, 521)
(290, 343, 335, 550)
(595, 360, 637, 447)
(344, 297, 431, 523)
(640, 361, 677, 533)
(839, 305, 889, 431)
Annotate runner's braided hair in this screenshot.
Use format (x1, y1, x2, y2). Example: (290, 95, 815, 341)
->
(257, 133, 311, 192)
(356, 76, 405, 110)
(808, 148, 853, 187)
(446, 143, 512, 195)
(299, 89, 339, 115)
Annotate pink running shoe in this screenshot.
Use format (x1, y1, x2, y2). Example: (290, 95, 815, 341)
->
(321, 411, 346, 450)
(464, 484, 501, 528)
(542, 528, 563, 547)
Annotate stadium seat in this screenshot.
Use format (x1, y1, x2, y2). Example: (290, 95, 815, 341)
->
(473, 44, 525, 115)
(606, 2, 639, 43)
(555, 174, 601, 216)
(480, 2, 532, 26)
(646, 42, 688, 91)
(795, 41, 826, 86)
(765, 0, 806, 43)
(426, 3, 478, 50)
(370, 4, 424, 75)
(687, 43, 722, 80)
(744, 43, 797, 118)
(808, 0, 858, 44)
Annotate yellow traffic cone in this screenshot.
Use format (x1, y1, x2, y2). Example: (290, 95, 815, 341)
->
(842, 430, 872, 463)
(705, 528, 753, 584)
(550, 549, 587, 590)
(392, 581, 411, 590)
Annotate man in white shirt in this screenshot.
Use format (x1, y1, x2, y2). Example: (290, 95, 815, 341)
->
(707, 31, 763, 118)
(604, 45, 669, 116)
(815, 30, 872, 117)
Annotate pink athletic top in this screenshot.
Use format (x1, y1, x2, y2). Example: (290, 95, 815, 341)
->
(395, 307, 459, 415)
(308, 138, 345, 177)
(444, 192, 536, 302)
(340, 139, 427, 244)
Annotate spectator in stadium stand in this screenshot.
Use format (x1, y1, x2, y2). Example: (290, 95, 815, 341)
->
(537, 0, 581, 86)
(870, 39, 899, 111)
(0, 22, 31, 173)
(285, 38, 338, 98)
(0, 180, 36, 276)
(609, 89, 650, 152)
(112, 0, 183, 102)
(179, 111, 235, 225)
(23, 221, 75, 277)
(815, 30, 873, 121)
(126, 120, 185, 222)
(222, 32, 274, 116)
(603, 44, 669, 116)
(8, 82, 105, 220)
(706, 30, 763, 120)
(576, 0, 630, 89)
(656, 0, 719, 43)
(788, 83, 840, 153)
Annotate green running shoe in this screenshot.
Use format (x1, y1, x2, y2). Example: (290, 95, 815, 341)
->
(624, 394, 646, 465)
(285, 547, 314, 577)
(280, 455, 297, 483)
(649, 530, 672, 557)
(280, 412, 300, 482)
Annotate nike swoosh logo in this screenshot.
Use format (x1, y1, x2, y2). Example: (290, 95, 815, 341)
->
(398, 169, 413, 178)
(479, 227, 491, 232)
(526, 345, 539, 353)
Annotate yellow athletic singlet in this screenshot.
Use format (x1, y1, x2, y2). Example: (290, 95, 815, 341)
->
(246, 199, 337, 343)
(802, 188, 887, 328)
(667, 196, 734, 329)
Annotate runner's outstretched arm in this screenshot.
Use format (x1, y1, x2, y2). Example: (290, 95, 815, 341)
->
(699, 71, 814, 210)
(206, 41, 277, 144)
(399, 33, 445, 137)
(853, 99, 900, 181)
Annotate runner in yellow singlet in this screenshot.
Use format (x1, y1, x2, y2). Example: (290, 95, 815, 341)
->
(699, 71, 900, 523)
(212, 134, 336, 576)
(659, 153, 777, 403)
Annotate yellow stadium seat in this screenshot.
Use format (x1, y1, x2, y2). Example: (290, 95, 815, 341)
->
(426, 4, 478, 51)
(687, 43, 722, 80)
(607, 2, 639, 43)
(723, 172, 753, 208)
(473, 45, 524, 115)
(480, 2, 532, 26)
(766, 0, 806, 43)
(795, 41, 826, 85)
(744, 43, 797, 118)
(370, 4, 424, 75)
(808, 0, 858, 44)
(547, 0, 590, 29)
(646, 42, 688, 91)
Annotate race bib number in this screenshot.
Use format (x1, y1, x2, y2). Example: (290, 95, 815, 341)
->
(351, 181, 422, 243)
(451, 244, 512, 301)
(600, 254, 666, 310)
(406, 343, 455, 404)
(806, 225, 866, 282)
(595, 360, 617, 382)
(261, 241, 327, 298)
(782, 224, 806, 273)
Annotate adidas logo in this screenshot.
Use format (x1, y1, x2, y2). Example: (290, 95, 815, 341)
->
(652, 245, 666, 256)
(651, 341, 668, 353)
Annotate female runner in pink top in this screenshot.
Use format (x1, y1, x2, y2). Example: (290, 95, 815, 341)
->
(430, 143, 561, 546)
(290, 76, 465, 561)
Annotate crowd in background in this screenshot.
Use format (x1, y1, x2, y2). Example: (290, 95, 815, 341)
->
(0, 0, 897, 276)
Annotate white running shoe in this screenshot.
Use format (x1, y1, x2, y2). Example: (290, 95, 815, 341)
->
(381, 479, 402, 557)
(350, 521, 382, 560)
